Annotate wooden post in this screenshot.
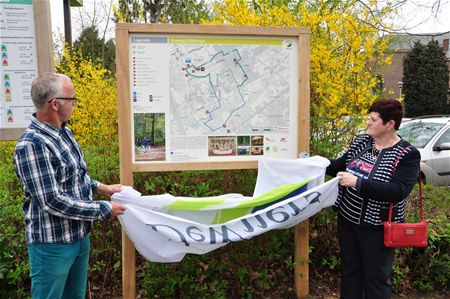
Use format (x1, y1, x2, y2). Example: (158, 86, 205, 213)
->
(295, 221, 310, 297)
(295, 28, 311, 298)
(116, 27, 136, 299)
(33, 0, 55, 74)
(62, 0, 73, 47)
(121, 232, 136, 299)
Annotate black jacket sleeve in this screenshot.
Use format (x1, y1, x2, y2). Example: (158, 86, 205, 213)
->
(326, 152, 348, 177)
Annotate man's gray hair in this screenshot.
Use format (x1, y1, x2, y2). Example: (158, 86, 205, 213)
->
(31, 73, 70, 109)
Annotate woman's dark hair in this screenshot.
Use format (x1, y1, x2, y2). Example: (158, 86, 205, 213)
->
(369, 98, 403, 130)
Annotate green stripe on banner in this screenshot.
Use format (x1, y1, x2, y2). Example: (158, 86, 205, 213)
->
(212, 179, 311, 223)
(237, 179, 311, 208)
(212, 207, 250, 224)
(164, 179, 312, 224)
(164, 198, 225, 210)
(164, 179, 311, 212)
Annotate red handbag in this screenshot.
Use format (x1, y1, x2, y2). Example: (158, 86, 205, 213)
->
(382, 146, 430, 248)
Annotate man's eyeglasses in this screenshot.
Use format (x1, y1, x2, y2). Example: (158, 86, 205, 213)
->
(48, 97, 78, 103)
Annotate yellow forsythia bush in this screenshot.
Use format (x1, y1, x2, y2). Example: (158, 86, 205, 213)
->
(0, 50, 117, 162)
(208, 0, 387, 117)
(56, 49, 118, 150)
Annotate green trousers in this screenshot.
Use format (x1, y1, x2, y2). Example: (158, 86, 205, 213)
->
(27, 236, 90, 299)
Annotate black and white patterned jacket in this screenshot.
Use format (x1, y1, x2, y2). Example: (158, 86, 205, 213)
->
(327, 134, 421, 227)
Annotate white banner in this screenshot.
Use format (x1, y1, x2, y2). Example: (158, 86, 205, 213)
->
(112, 156, 339, 262)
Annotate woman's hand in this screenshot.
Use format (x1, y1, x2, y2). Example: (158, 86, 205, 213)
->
(337, 172, 358, 188)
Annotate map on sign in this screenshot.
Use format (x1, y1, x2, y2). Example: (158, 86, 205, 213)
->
(170, 44, 290, 135)
(129, 34, 299, 162)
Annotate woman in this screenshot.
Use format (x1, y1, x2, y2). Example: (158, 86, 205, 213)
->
(326, 99, 420, 299)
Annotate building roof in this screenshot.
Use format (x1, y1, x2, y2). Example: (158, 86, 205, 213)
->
(387, 32, 450, 59)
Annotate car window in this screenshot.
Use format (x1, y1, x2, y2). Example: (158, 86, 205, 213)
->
(435, 127, 450, 145)
(397, 122, 445, 148)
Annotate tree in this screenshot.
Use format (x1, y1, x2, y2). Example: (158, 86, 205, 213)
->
(390, 0, 450, 34)
(207, 0, 394, 156)
(56, 49, 118, 149)
(403, 41, 449, 117)
(114, 0, 210, 24)
(73, 25, 116, 73)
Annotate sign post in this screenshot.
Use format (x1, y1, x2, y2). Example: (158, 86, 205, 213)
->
(115, 23, 310, 298)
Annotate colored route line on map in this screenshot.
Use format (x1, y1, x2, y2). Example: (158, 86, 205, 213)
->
(182, 49, 249, 132)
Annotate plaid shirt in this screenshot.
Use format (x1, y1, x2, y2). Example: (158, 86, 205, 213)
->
(14, 115, 112, 244)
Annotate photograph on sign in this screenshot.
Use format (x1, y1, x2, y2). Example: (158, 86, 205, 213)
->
(208, 136, 236, 156)
(134, 112, 166, 161)
(129, 33, 299, 164)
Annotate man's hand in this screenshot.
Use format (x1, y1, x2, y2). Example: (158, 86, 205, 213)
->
(111, 201, 126, 217)
(97, 183, 122, 197)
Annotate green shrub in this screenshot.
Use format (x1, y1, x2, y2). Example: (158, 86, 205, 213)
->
(392, 184, 450, 294)
(0, 142, 29, 298)
(2, 140, 449, 297)
(137, 229, 295, 298)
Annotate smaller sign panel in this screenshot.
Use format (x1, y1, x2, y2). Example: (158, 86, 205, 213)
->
(0, 0, 37, 130)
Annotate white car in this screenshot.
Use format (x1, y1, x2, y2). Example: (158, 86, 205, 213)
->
(397, 116, 450, 186)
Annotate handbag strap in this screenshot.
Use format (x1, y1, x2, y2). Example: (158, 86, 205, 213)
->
(418, 174, 424, 220)
(388, 145, 423, 223)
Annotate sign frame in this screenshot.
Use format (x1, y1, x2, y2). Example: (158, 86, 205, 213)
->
(0, 0, 54, 141)
(117, 24, 310, 172)
(115, 23, 311, 298)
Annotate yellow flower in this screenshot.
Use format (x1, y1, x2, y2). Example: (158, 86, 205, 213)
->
(56, 49, 118, 150)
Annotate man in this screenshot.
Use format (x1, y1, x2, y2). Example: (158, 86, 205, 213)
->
(13, 72, 126, 299)
(142, 136, 151, 152)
